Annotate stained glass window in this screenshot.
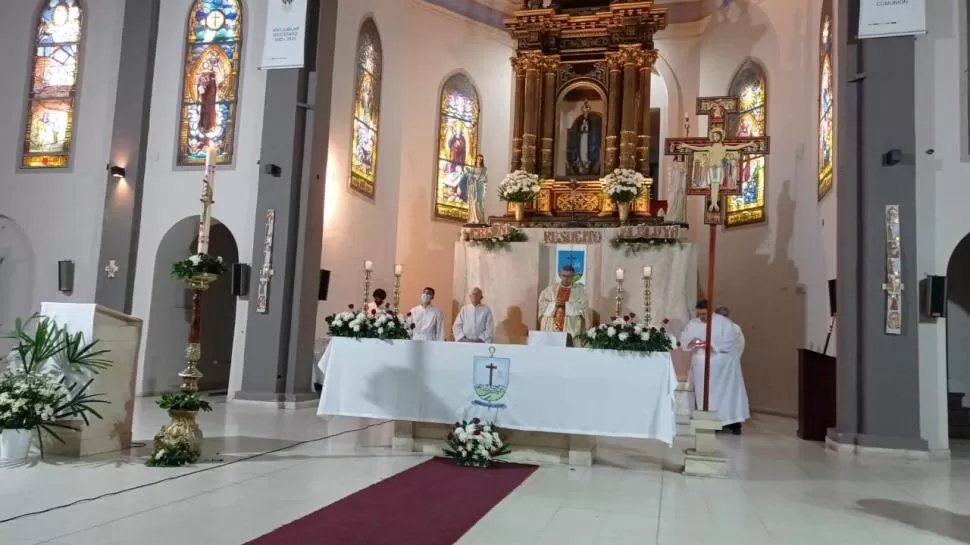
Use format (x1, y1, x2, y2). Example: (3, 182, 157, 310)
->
(349, 19, 382, 197)
(22, 0, 84, 169)
(726, 60, 768, 227)
(818, 0, 835, 200)
(177, 0, 243, 166)
(434, 74, 481, 222)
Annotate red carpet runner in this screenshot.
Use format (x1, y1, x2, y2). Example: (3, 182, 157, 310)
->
(245, 458, 537, 545)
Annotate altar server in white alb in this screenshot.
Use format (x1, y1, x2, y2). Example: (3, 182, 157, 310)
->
(408, 287, 445, 341)
(453, 287, 495, 343)
(681, 299, 749, 434)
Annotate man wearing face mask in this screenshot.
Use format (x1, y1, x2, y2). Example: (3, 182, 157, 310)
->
(408, 287, 445, 341)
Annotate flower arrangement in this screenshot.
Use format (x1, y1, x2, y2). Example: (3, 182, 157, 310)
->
(145, 439, 195, 467)
(466, 228, 529, 252)
(576, 314, 678, 353)
(601, 168, 648, 203)
(443, 418, 511, 468)
(171, 253, 228, 281)
(156, 392, 213, 413)
(325, 305, 411, 340)
(497, 170, 541, 203)
(608, 234, 684, 257)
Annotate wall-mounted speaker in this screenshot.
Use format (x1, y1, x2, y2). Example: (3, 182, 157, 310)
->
(231, 263, 250, 297)
(827, 278, 837, 316)
(922, 275, 946, 318)
(58, 260, 74, 295)
(318, 269, 331, 301)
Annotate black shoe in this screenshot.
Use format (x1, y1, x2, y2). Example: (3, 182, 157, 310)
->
(313, 382, 323, 393)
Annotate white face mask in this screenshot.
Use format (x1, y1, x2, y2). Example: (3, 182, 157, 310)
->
(420, 293, 431, 304)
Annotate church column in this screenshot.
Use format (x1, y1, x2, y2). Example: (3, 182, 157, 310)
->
(93, 0, 160, 313)
(618, 45, 640, 170)
(236, 0, 334, 403)
(539, 56, 559, 178)
(829, 0, 926, 452)
(510, 57, 526, 172)
(636, 50, 656, 177)
(521, 52, 542, 174)
(604, 53, 622, 172)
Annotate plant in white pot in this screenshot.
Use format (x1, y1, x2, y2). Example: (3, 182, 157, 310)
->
(0, 315, 111, 461)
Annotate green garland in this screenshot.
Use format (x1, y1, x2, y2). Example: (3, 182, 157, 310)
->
(145, 440, 195, 467)
(156, 392, 213, 412)
(608, 235, 683, 257)
(467, 229, 529, 252)
(171, 253, 229, 280)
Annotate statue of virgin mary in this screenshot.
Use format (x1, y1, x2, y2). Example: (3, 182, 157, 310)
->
(461, 155, 488, 225)
(566, 100, 602, 176)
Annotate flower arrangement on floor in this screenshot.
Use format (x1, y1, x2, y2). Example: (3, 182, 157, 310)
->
(497, 170, 540, 203)
(171, 253, 228, 281)
(608, 234, 684, 257)
(443, 418, 511, 468)
(576, 314, 678, 353)
(466, 227, 529, 252)
(600, 168, 648, 204)
(0, 315, 111, 460)
(325, 305, 411, 340)
(145, 392, 213, 467)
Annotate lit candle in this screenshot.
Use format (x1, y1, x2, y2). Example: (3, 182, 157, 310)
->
(196, 143, 217, 255)
(364, 260, 373, 272)
(394, 264, 403, 276)
(643, 266, 652, 278)
(615, 268, 625, 281)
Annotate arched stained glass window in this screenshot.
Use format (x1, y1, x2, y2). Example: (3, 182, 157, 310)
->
(22, 0, 84, 169)
(177, 0, 243, 166)
(818, 0, 835, 200)
(349, 19, 382, 197)
(726, 60, 768, 227)
(433, 73, 480, 222)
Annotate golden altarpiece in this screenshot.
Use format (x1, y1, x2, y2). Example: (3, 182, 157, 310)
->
(495, 0, 668, 224)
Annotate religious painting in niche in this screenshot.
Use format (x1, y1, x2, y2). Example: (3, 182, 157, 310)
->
(349, 19, 382, 197)
(22, 0, 84, 169)
(177, 0, 243, 166)
(818, 0, 835, 201)
(434, 73, 481, 222)
(725, 60, 768, 227)
(555, 83, 606, 179)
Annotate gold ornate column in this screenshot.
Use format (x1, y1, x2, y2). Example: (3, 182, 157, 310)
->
(618, 45, 641, 170)
(521, 52, 542, 174)
(636, 49, 657, 176)
(539, 56, 559, 178)
(510, 57, 526, 171)
(604, 52, 622, 172)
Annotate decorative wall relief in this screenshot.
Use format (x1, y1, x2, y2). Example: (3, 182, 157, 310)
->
(882, 205, 902, 335)
(256, 209, 276, 314)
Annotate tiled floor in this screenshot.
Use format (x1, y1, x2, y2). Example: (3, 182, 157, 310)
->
(2, 398, 970, 545)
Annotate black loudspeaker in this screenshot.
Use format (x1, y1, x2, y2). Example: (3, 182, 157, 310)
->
(318, 269, 331, 301)
(923, 275, 947, 318)
(231, 263, 250, 297)
(57, 260, 74, 294)
(827, 278, 837, 316)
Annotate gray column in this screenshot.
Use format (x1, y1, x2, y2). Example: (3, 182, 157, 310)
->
(236, 0, 332, 403)
(829, 0, 926, 451)
(93, 0, 160, 314)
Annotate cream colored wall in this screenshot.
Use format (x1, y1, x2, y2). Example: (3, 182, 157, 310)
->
(692, 0, 836, 417)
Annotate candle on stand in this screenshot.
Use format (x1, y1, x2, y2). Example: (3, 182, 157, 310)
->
(394, 264, 403, 276)
(364, 260, 373, 272)
(615, 268, 625, 281)
(643, 265, 652, 278)
(196, 144, 217, 255)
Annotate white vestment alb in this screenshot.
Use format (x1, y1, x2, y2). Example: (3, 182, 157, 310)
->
(409, 305, 444, 341)
(452, 303, 495, 343)
(680, 314, 750, 426)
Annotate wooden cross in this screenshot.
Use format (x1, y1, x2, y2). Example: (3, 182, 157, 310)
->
(664, 97, 770, 225)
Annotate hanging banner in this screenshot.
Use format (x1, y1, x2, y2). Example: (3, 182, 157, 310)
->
(858, 0, 926, 39)
(261, 0, 308, 69)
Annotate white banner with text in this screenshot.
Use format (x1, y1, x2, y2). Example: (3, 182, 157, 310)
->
(261, 0, 308, 69)
(858, 0, 926, 39)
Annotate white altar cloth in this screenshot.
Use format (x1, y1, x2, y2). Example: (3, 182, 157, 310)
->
(317, 338, 678, 444)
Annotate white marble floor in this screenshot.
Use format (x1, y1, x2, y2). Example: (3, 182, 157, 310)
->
(2, 398, 970, 545)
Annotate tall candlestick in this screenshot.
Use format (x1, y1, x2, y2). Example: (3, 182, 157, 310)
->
(614, 277, 625, 317)
(362, 260, 373, 310)
(393, 264, 402, 312)
(196, 144, 217, 255)
(643, 274, 653, 326)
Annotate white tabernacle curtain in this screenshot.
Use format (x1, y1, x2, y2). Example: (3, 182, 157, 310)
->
(317, 338, 679, 444)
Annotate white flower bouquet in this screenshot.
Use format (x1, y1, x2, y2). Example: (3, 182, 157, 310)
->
(324, 304, 411, 340)
(601, 168, 647, 203)
(171, 253, 228, 280)
(576, 314, 678, 353)
(443, 418, 511, 468)
(0, 372, 69, 430)
(497, 170, 540, 203)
